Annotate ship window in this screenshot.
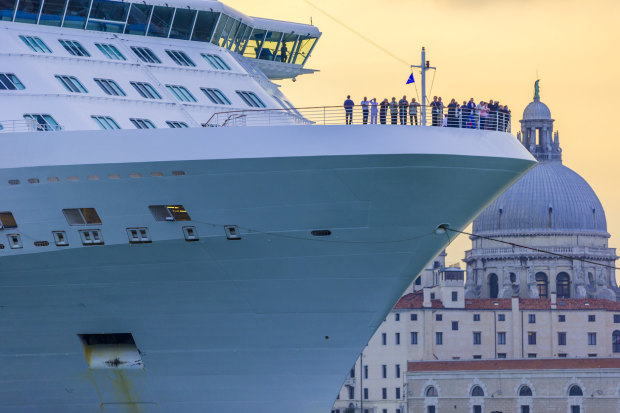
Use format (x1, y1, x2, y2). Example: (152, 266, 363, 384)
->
(166, 121, 189, 128)
(149, 205, 191, 221)
(79, 229, 104, 245)
(55, 75, 88, 93)
(95, 43, 126, 60)
(94, 78, 126, 96)
(23, 114, 61, 131)
(278, 33, 298, 63)
(244, 29, 267, 59)
(91, 115, 120, 130)
(0, 212, 18, 229)
(130, 81, 161, 99)
(258, 30, 282, 61)
(201, 53, 231, 70)
(147, 5, 174, 38)
(7, 234, 22, 249)
(236, 90, 266, 108)
(0, 73, 25, 90)
(165, 50, 195, 67)
(201, 88, 231, 105)
(150, 172, 163, 177)
(58, 39, 90, 57)
(14, 0, 41, 23)
(63, 208, 102, 225)
(126, 227, 151, 244)
(19, 35, 52, 53)
(169, 8, 196, 40)
(183, 226, 199, 241)
(52, 231, 68, 246)
(39, 0, 66, 27)
(165, 85, 196, 102)
(124, 3, 152, 36)
(1, 0, 16, 21)
(129, 118, 156, 129)
(293, 35, 317, 65)
(190, 10, 219, 42)
(63, 0, 89, 29)
(87, 0, 129, 32)
(130, 46, 161, 64)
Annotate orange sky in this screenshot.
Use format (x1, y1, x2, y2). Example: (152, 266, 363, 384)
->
(228, 0, 620, 273)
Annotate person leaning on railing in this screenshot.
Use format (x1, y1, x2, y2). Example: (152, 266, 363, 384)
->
(379, 98, 388, 124)
(360, 97, 370, 124)
(409, 98, 420, 125)
(389, 97, 398, 125)
(370, 98, 378, 124)
(398, 95, 408, 125)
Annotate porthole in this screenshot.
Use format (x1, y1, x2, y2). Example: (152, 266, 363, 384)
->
(47, 177, 60, 183)
(129, 173, 142, 179)
(87, 175, 100, 181)
(172, 171, 185, 176)
(67, 176, 79, 182)
(28, 178, 40, 184)
(108, 174, 121, 180)
(150, 172, 163, 177)
(8, 179, 20, 185)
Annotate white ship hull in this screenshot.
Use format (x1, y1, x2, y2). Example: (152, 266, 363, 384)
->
(0, 125, 534, 412)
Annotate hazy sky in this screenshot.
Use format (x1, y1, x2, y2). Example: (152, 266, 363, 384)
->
(228, 0, 620, 271)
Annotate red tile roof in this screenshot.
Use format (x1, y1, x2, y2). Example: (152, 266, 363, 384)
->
(394, 293, 620, 311)
(408, 358, 620, 373)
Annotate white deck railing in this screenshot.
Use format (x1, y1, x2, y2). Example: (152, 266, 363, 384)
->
(0, 119, 63, 133)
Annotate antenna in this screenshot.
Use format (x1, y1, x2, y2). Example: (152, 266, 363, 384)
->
(411, 47, 436, 126)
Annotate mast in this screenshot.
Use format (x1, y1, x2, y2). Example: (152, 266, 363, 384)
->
(411, 47, 436, 126)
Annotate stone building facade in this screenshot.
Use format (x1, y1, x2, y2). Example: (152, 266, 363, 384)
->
(407, 358, 620, 413)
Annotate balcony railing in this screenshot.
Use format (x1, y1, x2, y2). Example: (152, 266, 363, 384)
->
(0, 119, 63, 133)
(204, 105, 512, 132)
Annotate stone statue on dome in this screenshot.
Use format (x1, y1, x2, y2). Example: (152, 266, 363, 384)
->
(534, 80, 540, 99)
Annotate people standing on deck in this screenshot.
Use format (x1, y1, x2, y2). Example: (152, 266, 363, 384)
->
(344, 95, 354, 125)
(379, 98, 388, 124)
(460, 101, 469, 128)
(478, 101, 489, 130)
(503, 105, 511, 131)
(370, 98, 378, 124)
(430, 96, 440, 126)
(409, 98, 420, 125)
(488, 100, 499, 130)
(389, 97, 398, 124)
(360, 97, 370, 125)
(467, 98, 476, 128)
(438, 97, 444, 125)
(447, 99, 458, 128)
(398, 95, 408, 125)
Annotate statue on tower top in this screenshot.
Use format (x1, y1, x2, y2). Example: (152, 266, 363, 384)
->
(534, 79, 540, 100)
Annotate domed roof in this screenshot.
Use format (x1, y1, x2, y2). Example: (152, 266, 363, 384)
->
(473, 162, 607, 235)
(522, 97, 552, 120)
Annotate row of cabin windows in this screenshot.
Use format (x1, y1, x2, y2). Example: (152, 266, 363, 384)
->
(1, 67, 265, 107)
(19, 113, 187, 131)
(19, 35, 232, 71)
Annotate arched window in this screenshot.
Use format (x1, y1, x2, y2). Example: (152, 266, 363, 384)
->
(556, 273, 571, 298)
(568, 385, 583, 396)
(426, 386, 438, 397)
(519, 385, 532, 397)
(471, 385, 484, 397)
(536, 272, 548, 298)
(488, 273, 499, 299)
(613, 330, 620, 353)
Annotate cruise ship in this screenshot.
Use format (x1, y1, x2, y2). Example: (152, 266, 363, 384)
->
(0, 0, 536, 412)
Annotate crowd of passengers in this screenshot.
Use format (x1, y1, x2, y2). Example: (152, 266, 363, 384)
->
(342, 95, 511, 131)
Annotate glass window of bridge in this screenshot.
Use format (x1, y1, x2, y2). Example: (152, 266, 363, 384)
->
(0, 73, 25, 90)
(59, 39, 90, 56)
(86, 0, 129, 33)
(147, 5, 174, 37)
(14, 0, 41, 24)
(91, 115, 120, 130)
(19, 35, 51, 53)
(201, 53, 231, 70)
(0, 212, 18, 229)
(236, 90, 266, 108)
(94, 78, 125, 96)
(166, 121, 188, 128)
(218, 18, 240, 49)
(129, 118, 156, 129)
(149, 205, 190, 221)
(63, 208, 102, 225)
(165, 50, 195, 67)
(190, 10, 218, 42)
(39, 0, 66, 26)
(278, 33, 298, 63)
(169, 8, 196, 40)
(95, 43, 125, 60)
(0, 0, 16, 21)
(130, 81, 161, 99)
(536, 272, 548, 297)
(244, 28, 267, 59)
(124, 3, 151, 36)
(259, 30, 282, 61)
(556, 272, 571, 298)
(292, 35, 317, 65)
(63, 0, 90, 29)
(55, 75, 87, 93)
(165, 85, 196, 102)
(23, 114, 60, 131)
(210, 14, 230, 46)
(131, 46, 161, 64)
(231, 23, 251, 53)
(201, 88, 230, 105)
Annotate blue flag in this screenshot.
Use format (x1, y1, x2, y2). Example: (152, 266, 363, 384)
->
(406, 73, 415, 84)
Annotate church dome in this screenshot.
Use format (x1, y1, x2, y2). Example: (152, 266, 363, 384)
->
(522, 97, 552, 120)
(473, 161, 607, 235)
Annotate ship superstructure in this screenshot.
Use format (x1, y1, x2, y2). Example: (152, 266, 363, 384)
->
(0, 1, 535, 412)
